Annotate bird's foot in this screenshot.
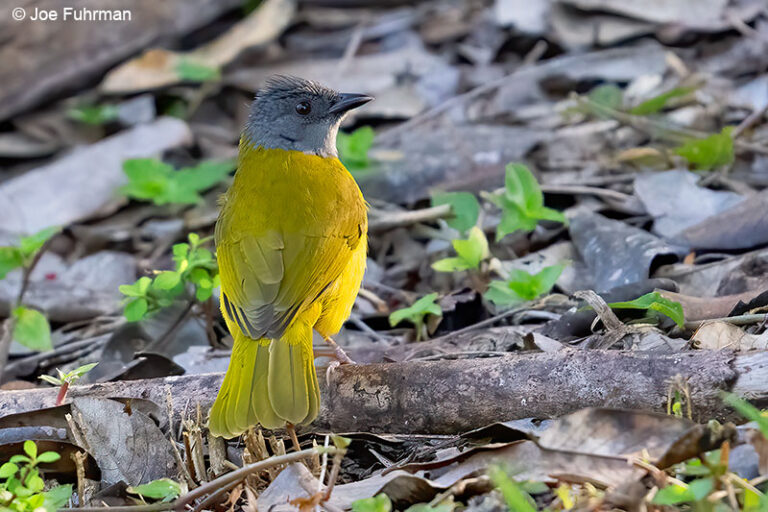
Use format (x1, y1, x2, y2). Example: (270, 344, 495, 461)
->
(323, 336, 355, 365)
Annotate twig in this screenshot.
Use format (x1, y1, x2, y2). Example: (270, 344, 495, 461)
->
(146, 302, 195, 352)
(577, 95, 768, 156)
(684, 313, 768, 329)
(368, 204, 451, 233)
(173, 447, 339, 511)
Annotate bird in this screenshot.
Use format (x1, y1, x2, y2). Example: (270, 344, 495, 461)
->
(208, 76, 372, 439)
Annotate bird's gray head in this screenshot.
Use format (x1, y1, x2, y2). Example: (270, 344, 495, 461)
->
(244, 75, 372, 157)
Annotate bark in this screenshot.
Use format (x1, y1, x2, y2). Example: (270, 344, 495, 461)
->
(2, 350, 766, 434)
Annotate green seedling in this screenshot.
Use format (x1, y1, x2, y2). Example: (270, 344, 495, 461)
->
(337, 126, 375, 171)
(652, 478, 714, 507)
(588, 84, 624, 112)
(127, 478, 182, 502)
(39, 363, 98, 406)
(487, 163, 567, 241)
(431, 191, 480, 234)
(120, 158, 235, 206)
(675, 126, 734, 171)
(605, 291, 685, 328)
(488, 465, 537, 512)
(432, 226, 489, 273)
(120, 233, 220, 322)
(0, 226, 60, 353)
(485, 264, 564, 307)
(630, 86, 696, 116)
(389, 292, 443, 341)
(67, 104, 119, 125)
(352, 494, 392, 512)
(175, 58, 221, 82)
(0, 441, 72, 512)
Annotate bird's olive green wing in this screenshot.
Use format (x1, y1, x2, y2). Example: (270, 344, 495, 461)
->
(216, 213, 365, 341)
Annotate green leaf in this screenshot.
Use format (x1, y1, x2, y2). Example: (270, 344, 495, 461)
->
(675, 126, 734, 170)
(0, 462, 18, 479)
(431, 257, 473, 273)
(195, 286, 213, 302)
(39, 374, 62, 385)
(0, 247, 23, 279)
(404, 504, 454, 512)
(121, 158, 231, 205)
(12, 307, 52, 351)
(588, 84, 623, 112)
(432, 227, 489, 273)
(722, 393, 768, 439)
(9, 455, 30, 464)
(688, 478, 714, 501)
(652, 484, 694, 505)
(175, 58, 221, 82)
(451, 227, 488, 268)
(352, 494, 392, 512)
(389, 293, 442, 328)
(431, 192, 480, 233)
(338, 126, 375, 170)
(43, 484, 73, 512)
(492, 163, 566, 240)
(124, 298, 149, 322)
(23, 440, 37, 459)
(68, 104, 119, 125)
(630, 86, 695, 116)
(331, 435, 352, 449)
(36, 452, 60, 464)
(70, 362, 98, 379)
(119, 276, 152, 298)
(485, 264, 565, 307)
(127, 478, 182, 501)
(19, 226, 60, 259)
(489, 466, 537, 512)
(153, 271, 181, 290)
(177, 160, 235, 192)
(606, 291, 685, 327)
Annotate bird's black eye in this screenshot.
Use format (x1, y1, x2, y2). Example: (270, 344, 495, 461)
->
(295, 101, 311, 115)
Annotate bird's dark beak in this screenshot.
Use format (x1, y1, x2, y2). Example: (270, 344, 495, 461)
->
(329, 93, 373, 115)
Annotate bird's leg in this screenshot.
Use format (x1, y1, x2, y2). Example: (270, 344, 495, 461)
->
(285, 422, 301, 453)
(322, 336, 355, 364)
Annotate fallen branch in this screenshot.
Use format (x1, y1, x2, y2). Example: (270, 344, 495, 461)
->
(3, 350, 767, 434)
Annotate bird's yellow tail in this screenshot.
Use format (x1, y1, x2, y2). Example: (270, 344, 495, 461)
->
(208, 321, 319, 438)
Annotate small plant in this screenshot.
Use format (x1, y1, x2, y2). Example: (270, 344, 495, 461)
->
(337, 126, 375, 171)
(352, 494, 392, 512)
(120, 158, 235, 206)
(588, 84, 623, 112)
(432, 227, 489, 273)
(629, 86, 696, 116)
(0, 227, 60, 353)
(127, 478, 182, 502)
(605, 291, 685, 328)
(175, 58, 221, 82)
(485, 264, 565, 307)
(675, 126, 734, 171)
(39, 363, 98, 406)
(489, 465, 537, 512)
(430, 191, 480, 234)
(723, 393, 768, 438)
(0, 441, 72, 512)
(389, 293, 443, 341)
(487, 163, 567, 241)
(120, 233, 220, 322)
(67, 103, 119, 125)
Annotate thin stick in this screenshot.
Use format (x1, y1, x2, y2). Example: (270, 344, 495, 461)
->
(368, 204, 452, 233)
(684, 313, 767, 329)
(174, 447, 338, 511)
